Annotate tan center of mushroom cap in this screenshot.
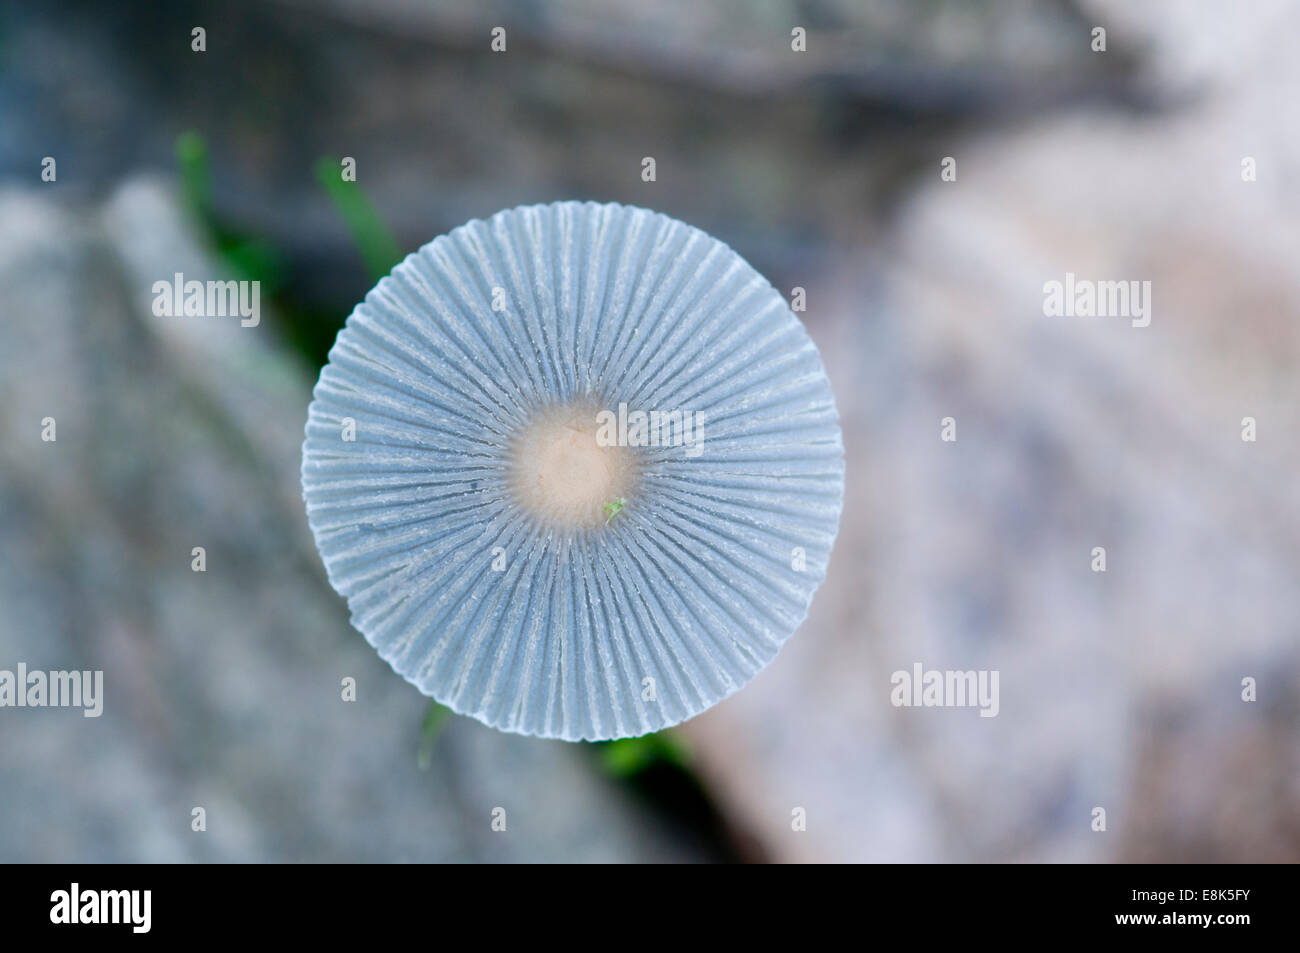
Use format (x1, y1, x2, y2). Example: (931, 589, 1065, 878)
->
(509, 401, 637, 529)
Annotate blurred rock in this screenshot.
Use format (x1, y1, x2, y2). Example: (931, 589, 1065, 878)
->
(679, 0, 1300, 862)
(0, 179, 709, 862)
(0, 0, 1145, 325)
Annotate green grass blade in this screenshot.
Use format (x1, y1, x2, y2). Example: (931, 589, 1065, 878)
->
(417, 701, 452, 770)
(175, 131, 212, 221)
(313, 156, 403, 282)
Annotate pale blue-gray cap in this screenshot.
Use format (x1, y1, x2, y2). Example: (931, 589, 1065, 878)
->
(301, 201, 844, 741)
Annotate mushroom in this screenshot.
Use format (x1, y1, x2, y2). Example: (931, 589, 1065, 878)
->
(301, 202, 843, 741)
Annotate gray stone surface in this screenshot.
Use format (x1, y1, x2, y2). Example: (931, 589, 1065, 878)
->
(0, 181, 705, 862)
(678, 0, 1300, 862)
(0, 0, 1144, 320)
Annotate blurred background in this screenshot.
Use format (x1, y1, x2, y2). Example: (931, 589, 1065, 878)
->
(1, 0, 1297, 862)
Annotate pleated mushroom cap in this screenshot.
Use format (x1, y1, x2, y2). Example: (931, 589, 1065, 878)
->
(302, 201, 844, 740)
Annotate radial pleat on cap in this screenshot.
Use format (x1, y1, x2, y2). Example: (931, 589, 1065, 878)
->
(302, 201, 844, 741)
